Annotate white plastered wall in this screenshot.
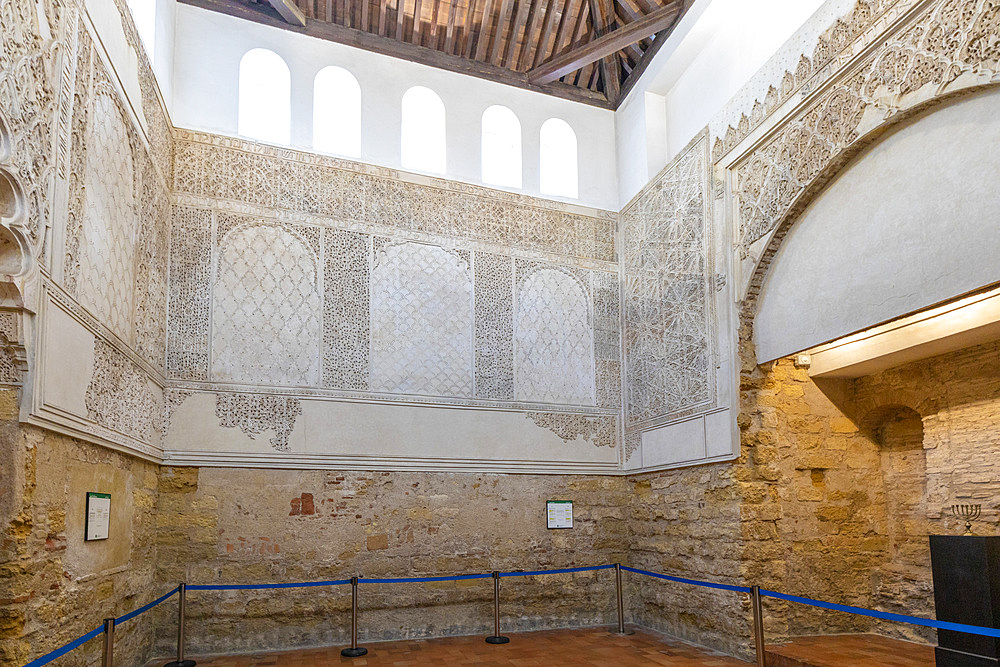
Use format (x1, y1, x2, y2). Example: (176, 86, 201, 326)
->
(170, 3, 618, 210)
(615, 0, 842, 207)
(755, 87, 1000, 362)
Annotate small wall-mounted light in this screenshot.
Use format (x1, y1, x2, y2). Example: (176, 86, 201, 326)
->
(793, 354, 811, 369)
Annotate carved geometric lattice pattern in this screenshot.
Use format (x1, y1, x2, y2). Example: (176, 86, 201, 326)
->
(212, 224, 321, 386)
(622, 136, 712, 429)
(735, 0, 1000, 258)
(78, 92, 136, 341)
(323, 229, 369, 390)
(370, 242, 474, 397)
(474, 252, 514, 400)
(85, 339, 160, 443)
(515, 267, 594, 405)
(215, 392, 302, 452)
(167, 206, 212, 380)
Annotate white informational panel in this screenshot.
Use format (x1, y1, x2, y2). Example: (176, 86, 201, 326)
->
(85, 492, 111, 541)
(546, 500, 573, 529)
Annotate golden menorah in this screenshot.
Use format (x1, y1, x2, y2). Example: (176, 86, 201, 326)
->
(951, 504, 981, 536)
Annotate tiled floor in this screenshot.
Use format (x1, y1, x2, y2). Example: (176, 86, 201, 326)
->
(151, 626, 750, 666)
(764, 634, 935, 667)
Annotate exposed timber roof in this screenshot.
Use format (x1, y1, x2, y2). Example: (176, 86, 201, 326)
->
(181, 0, 692, 108)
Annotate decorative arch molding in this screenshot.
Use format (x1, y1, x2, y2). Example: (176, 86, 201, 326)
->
(729, 0, 1000, 308)
(0, 112, 35, 386)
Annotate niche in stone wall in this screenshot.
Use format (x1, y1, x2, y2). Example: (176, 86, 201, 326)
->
(863, 404, 932, 640)
(514, 267, 593, 405)
(211, 223, 321, 386)
(78, 92, 136, 340)
(370, 241, 473, 397)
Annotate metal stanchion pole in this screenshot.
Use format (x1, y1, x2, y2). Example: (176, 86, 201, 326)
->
(102, 618, 115, 667)
(485, 571, 509, 644)
(165, 583, 196, 667)
(341, 577, 368, 657)
(614, 564, 633, 635)
(751, 586, 766, 667)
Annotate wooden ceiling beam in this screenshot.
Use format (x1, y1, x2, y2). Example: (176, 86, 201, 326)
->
(444, 0, 459, 51)
(266, 0, 307, 26)
(507, 0, 533, 68)
(378, 0, 388, 34)
(528, 0, 558, 69)
(396, 0, 406, 40)
(475, 0, 498, 61)
(547, 0, 575, 64)
(491, 0, 516, 65)
(413, 0, 424, 44)
(528, 0, 679, 84)
(183, 0, 611, 107)
(617, 0, 689, 104)
(462, 0, 478, 55)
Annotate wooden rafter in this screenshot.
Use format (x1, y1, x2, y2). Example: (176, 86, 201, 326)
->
(190, 0, 693, 108)
(266, 0, 306, 26)
(529, 0, 681, 86)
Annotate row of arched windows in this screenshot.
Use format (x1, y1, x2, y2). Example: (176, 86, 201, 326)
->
(237, 48, 579, 198)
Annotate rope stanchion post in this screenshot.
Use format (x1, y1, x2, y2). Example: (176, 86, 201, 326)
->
(164, 583, 196, 667)
(485, 571, 510, 645)
(615, 564, 624, 633)
(102, 618, 115, 667)
(751, 586, 765, 667)
(340, 577, 368, 658)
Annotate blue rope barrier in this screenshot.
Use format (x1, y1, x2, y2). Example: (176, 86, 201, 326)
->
(21, 625, 104, 667)
(499, 564, 615, 578)
(621, 566, 752, 594)
(188, 579, 351, 591)
(115, 586, 180, 625)
(360, 573, 493, 584)
(761, 589, 1000, 638)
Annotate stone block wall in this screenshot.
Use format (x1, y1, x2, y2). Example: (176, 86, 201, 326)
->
(0, 390, 161, 667)
(152, 467, 630, 657)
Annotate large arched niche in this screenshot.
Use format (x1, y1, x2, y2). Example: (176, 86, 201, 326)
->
(754, 87, 1000, 362)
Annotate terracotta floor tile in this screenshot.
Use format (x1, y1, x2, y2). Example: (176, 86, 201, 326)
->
(149, 627, 749, 666)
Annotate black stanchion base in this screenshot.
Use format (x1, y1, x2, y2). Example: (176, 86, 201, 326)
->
(485, 636, 510, 644)
(614, 629, 636, 636)
(164, 661, 197, 667)
(340, 647, 368, 657)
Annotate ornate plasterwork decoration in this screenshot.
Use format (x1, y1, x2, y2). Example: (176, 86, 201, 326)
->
(171, 130, 617, 264)
(592, 270, 621, 410)
(621, 134, 713, 431)
(514, 264, 594, 406)
(526, 412, 617, 448)
(370, 241, 474, 397)
(215, 392, 302, 451)
(734, 0, 1000, 295)
(713, 0, 905, 159)
(161, 388, 193, 439)
(474, 252, 514, 401)
(0, 0, 65, 267)
(323, 228, 370, 391)
(167, 205, 212, 380)
(85, 339, 161, 443)
(0, 309, 27, 386)
(624, 431, 641, 462)
(77, 88, 138, 341)
(211, 220, 322, 387)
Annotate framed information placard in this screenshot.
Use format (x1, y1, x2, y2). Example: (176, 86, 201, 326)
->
(546, 500, 573, 529)
(85, 492, 111, 541)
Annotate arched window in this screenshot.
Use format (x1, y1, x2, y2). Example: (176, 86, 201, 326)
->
(539, 118, 578, 198)
(401, 86, 446, 174)
(313, 66, 361, 157)
(127, 0, 156, 60)
(481, 105, 522, 188)
(238, 48, 291, 145)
